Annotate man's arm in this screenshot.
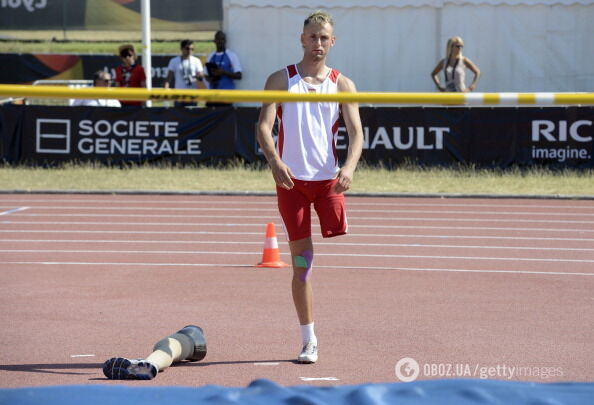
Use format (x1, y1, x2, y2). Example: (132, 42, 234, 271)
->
(164, 71, 173, 89)
(256, 69, 295, 190)
(194, 59, 207, 90)
(196, 74, 207, 90)
(335, 74, 363, 194)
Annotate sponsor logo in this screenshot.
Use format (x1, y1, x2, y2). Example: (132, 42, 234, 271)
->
(35, 118, 202, 156)
(1, 0, 47, 12)
(36, 119, 70, 154)
(337, 126, 448, 150)
(531, 120, 592, 162)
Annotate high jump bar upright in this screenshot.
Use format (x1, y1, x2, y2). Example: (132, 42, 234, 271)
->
(0, 85, 593, 105)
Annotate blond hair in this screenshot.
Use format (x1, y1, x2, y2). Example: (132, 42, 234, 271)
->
(446, 36, 464, 60)
(304, 10, 334, 28)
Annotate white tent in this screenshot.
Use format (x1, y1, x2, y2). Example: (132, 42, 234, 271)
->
(223, 0, 594, 94)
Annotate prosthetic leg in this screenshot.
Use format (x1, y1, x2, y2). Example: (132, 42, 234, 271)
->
(102, 325, 207, 380)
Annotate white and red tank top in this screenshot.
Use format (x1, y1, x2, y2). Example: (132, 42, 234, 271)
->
(276, 64, 341, 181)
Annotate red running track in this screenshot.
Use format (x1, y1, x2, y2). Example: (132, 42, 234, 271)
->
(0, 193, 592, 387)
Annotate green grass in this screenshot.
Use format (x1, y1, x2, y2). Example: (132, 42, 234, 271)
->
(0, 31, 215, 54)
(0, 40, 212, 55)
(1, 163, 593, 197)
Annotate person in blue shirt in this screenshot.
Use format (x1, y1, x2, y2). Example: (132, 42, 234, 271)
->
(205, 31, 242, 106)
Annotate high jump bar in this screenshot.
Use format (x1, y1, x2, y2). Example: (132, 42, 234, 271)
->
(0, 85, 593, 105)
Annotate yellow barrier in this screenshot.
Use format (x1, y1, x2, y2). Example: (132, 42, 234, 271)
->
(0, 84, 593, 105)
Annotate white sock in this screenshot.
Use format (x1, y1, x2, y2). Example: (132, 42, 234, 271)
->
(300, 323, 317, 345)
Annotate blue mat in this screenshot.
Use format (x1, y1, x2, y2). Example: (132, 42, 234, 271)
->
(1, 379, 593, 405)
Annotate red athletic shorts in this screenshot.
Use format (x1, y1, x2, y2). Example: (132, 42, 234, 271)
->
(276, 178, 348, 241)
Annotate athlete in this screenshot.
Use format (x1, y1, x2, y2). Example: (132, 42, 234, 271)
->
(256, 10, 363, 364)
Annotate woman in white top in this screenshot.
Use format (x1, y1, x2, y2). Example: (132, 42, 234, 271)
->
(431, 36, 480, 92)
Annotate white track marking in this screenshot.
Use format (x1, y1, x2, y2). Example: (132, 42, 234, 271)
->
(349, 233, 594, 242)
(11, 213, 594, 224)
(299, 377, 340, 381)
(0, 207, 29, 216)
(328, 265, 594, 276)
(2, 261, 592, 276)
(70, 354, 95, 358)
(1, 249, 593, 263)
(1, 230, 592, 242)
(1, 198, 593, 210)
(2, 205, 594, 217)
(253, 362, 280, 366)
(3, 221, 593, 233)
(0, 230, 263, 235)
(0, 239, 592, 252)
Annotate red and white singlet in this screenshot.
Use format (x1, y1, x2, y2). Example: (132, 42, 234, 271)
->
(276, 64, 341, 181)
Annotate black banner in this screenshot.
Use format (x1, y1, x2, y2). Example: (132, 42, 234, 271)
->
(0, 0, 221, 30)
(0, 53, 178, 88)
(0, 0, 86, 29)
(236, 107, 594, 169)
(1, 105, 236, 165)
(1, 105, 592, 168)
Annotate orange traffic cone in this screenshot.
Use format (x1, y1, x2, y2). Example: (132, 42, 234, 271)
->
(256, 223, 289, 268)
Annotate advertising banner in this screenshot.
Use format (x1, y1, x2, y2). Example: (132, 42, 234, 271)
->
(0, 0, 86, 29)
(1, 105, 236, 165)
(1, 105, 592, 168)
(235, 107, 594, 169)
(0, 0, 221, 31)
(0, 53, 185, 88)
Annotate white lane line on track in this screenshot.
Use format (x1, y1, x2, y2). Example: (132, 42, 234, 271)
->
(3, 205, 594, 217)
(2, 261, 592, 276)
(71, 354, 95, 358)
(2, 199, 593, 210)
(1, 230, 263, 235)
(2, 230, 593, 242)
(1, 239, 592, 252)
(11, 213, 594, 224)
(3, 221, 593, 233)
(299, 377, 340, 381)
(0, 207, 29, 216)
(2, 249, 593, 263)
(254, 362, 280, 366)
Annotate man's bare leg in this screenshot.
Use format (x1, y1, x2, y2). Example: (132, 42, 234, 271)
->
(289, 237, 318, 363)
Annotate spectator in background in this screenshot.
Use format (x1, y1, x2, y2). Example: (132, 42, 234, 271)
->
(114, 44, 146, 107)
(205, 30, 242, 107)
(164, 39, 206, 108)
(431, 36, 480, 92)
(71, 70, 121, 107)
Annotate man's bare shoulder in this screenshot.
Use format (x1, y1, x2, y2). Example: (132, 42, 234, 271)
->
(264, 68, 288, 91)
(337, 73, 357, 92)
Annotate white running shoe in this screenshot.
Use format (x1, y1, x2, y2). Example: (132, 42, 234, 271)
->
(298, 341, 318, 364)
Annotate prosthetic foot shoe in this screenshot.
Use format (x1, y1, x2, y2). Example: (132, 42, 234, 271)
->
(177, 325, 207, 361)
(298, 341, 318, 364)
(102, 357, 158, 380)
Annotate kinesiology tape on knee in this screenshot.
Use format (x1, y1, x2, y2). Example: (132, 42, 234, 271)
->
(294, 250, 313, 281)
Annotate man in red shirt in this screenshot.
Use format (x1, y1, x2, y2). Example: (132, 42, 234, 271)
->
(114, 44, 146, 107)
